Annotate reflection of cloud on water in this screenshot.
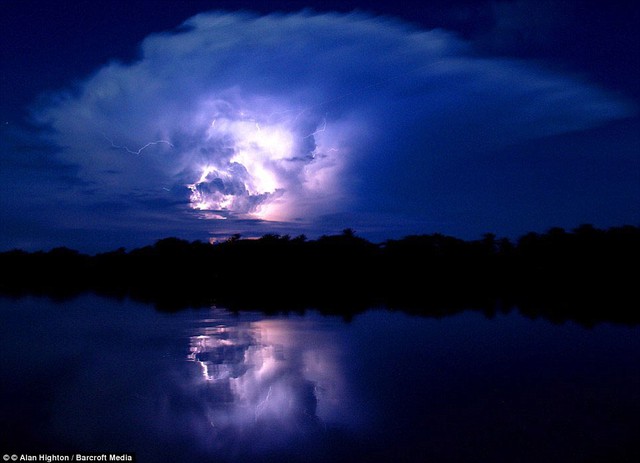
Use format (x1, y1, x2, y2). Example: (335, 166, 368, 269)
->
(184, 309, 349, 454)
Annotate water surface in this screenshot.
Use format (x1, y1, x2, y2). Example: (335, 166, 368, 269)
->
(1, 295, 638, 462)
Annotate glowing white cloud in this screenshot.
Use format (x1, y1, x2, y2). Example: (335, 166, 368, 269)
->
(32, 11, 634, 229)
(179, 95, 344, 220)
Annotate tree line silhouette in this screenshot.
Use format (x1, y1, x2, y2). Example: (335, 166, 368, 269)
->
(1, 224, 638, 325)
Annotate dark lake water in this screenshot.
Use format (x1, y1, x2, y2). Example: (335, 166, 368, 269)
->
(1, 295, 639, 462)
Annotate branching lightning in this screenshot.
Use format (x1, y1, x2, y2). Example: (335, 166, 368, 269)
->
(102, 133, 173, 155)
(303, 116, 327, 139)
(255, 385, 273, 422)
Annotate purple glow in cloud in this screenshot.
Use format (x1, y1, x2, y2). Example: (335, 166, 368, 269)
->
(32, 11, 634, 231)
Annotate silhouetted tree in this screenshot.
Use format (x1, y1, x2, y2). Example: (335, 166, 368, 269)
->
(0, 225, 638, 324)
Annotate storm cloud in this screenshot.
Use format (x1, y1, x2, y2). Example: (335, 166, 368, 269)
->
(26, 10, 635, 247)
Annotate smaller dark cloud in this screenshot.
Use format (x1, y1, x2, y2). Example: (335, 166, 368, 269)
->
(472, 0, 640, 100)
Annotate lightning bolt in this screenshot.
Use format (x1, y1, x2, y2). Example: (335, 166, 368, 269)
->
(103, 133, 173, 155)
(255, 385, 273, 422)
(303, 116, 327, 139)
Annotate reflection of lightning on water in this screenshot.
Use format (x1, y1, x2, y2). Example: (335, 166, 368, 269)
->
(102, 133, 173, 155)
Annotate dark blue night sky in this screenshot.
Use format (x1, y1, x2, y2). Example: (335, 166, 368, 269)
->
(1, 0, 638, 253)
